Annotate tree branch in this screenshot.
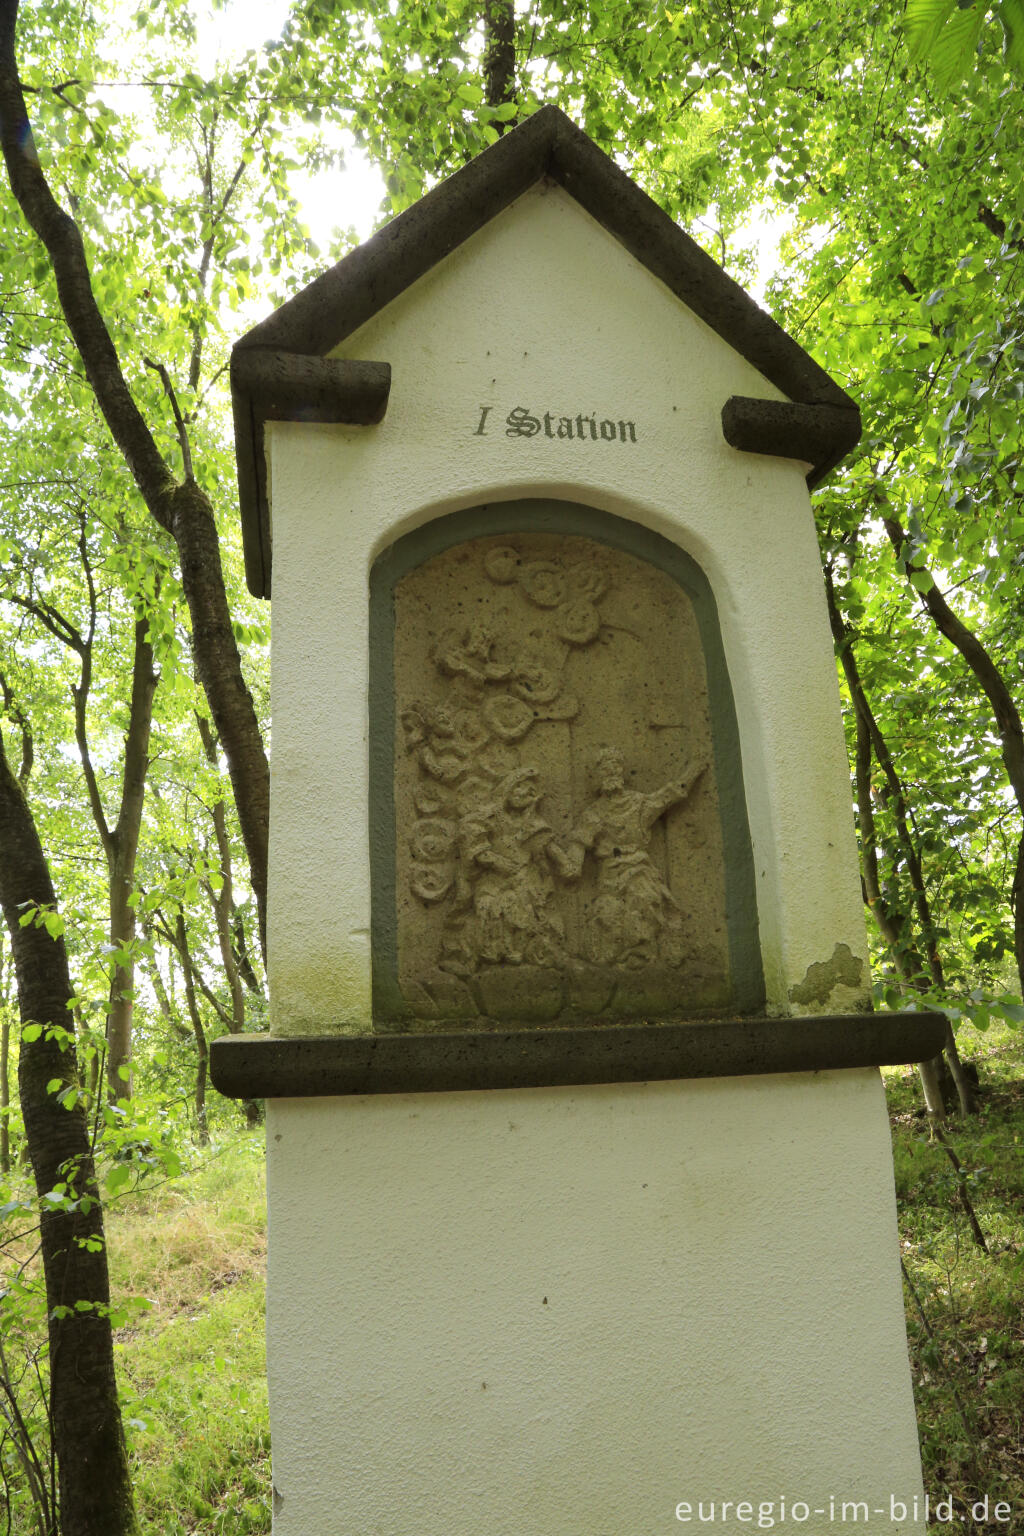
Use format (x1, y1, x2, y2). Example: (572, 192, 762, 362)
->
(0, 0, 176, 526)
(187, 124, 252, 393)
(111, 616, 158, 855)
(143, 358, 193, 481)
(977, 202, 1024, 253)
(1, 591, 84, 653)
(881, 509, 1024, 810)
(483, 0, 516, 119)
(0, 670, 32, 784)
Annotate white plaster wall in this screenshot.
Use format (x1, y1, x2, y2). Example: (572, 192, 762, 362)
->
(267, 183, 867, 1032)
(267, 1070, 924, 1536)
(262, 184, 924, 1536)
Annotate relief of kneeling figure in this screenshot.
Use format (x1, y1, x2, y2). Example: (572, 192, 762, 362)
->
(456, 767, 566, 968)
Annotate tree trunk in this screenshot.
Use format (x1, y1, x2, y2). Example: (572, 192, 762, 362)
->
(883, 508, 1024, 1000)
(1, 933, 10, 1174)
(1, 987, 9, 1176)
(232, 906, 263, 996)
(195, 717, 263, 1126)
(71, 611, 158, 1105)
(826, 565, 976, 1115)
(176, 915, 210, 1147)
(104, 618, 158, 1100)
(106, 856, 136, 1102)
(196, 716, 247, 1037)
(0, 726, 138, 1536)
(483, 0, 516, 117)
(170, 482, 269, 954)
(853, 701, 948, 1122)
(142, 929, 191, 1044)
(917, 1055, 948, 1126)
(939, 1015, 976, 1119)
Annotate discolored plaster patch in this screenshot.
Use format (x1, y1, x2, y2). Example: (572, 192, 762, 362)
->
(788, 942, 864, 1008)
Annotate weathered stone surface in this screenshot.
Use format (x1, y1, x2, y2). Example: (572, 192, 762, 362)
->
(210, 1013, 950, 1099)
(391, 531, 728, 1025)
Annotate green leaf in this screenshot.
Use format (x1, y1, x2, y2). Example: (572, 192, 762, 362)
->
(905, 0, 957, 63)
(999, 0, 1024, 68)
(0, 1198, 33, 1220)
(105, 1165, 132, 1195)
(929, 4, 984, 89)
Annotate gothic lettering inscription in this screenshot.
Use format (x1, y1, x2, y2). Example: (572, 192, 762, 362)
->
(474, 405, 638, 442)
(393, 533, 729, 1025)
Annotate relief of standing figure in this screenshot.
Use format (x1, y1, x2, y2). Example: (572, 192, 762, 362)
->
(551, 746, 705, 969)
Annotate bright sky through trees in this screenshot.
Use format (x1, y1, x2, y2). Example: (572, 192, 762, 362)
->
(188, 0, 782, 290)
(196, 0, 388, 250)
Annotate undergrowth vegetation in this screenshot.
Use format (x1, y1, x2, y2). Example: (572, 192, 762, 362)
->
(2, 1042, 1023, 1534)
(887, 1025, 1024, 1533)
(0, 1132, 271, 1536)
(110, 1138, 269, 1536)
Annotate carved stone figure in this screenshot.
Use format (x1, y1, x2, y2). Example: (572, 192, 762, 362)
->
(404, 547, 611, 972)
(390, 530, 731, 1023)
(447, 767, 564, 969)
(553, 747, 705, 968)
(433, 622, 513, 691)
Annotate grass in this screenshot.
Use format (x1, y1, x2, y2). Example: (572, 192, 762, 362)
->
(106, 1135, 271, 1536)
(3, 1032, 1023, 1534)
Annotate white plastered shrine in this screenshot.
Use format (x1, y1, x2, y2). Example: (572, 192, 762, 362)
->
(216, 110, 933, 1536)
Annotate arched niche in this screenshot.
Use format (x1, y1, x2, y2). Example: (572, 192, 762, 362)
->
(370, 500, 764, 1028)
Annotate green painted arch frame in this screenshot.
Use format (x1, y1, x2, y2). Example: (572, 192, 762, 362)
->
(369, 499, 765, 1026)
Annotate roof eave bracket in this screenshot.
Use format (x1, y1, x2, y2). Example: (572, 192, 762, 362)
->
(231, 350, 392, 598)
(721, 396, 862, 489)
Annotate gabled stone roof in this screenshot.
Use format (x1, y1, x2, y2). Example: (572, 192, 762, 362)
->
(231, 105, 859, 598)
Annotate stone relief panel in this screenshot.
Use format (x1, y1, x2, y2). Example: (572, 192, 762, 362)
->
(391, 532, 730, 1025)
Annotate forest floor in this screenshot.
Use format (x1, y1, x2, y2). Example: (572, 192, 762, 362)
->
(885, 1021, 1024, 1533)
(54, 1031, 1024, 1532)
(109, 1135, 271, 1535)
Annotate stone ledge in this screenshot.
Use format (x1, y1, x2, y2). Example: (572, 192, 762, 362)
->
(210, 1012, 946, 1099)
